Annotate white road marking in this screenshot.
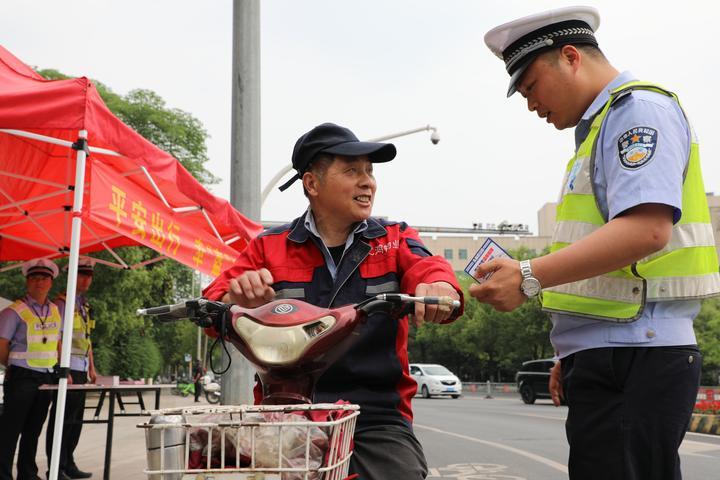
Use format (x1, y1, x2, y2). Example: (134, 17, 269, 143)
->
(415, 423, 568, 474)
(679, 439, 720, 458)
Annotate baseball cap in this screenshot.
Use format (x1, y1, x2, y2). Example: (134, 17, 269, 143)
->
(278, 123, 397, 192)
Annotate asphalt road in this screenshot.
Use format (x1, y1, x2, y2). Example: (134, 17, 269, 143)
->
(20, 391, 720, 479)
(414, 392, 720, 480)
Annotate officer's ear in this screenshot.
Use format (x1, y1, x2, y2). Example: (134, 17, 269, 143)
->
(559, 45, 581, 71)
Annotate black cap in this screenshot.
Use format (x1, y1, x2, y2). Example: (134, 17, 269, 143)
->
(278, 123, 397, 192)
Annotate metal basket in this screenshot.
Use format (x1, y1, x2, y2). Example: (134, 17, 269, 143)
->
(138, 403, 360, 480)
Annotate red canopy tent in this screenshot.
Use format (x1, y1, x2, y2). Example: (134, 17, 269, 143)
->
(0, 45, 262, 479)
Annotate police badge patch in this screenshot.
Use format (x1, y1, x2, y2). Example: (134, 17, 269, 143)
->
(617, 127, 658, 169)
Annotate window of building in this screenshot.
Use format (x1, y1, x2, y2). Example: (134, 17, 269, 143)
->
(459, 249, 468, 260)
(444, 249, 453, 260)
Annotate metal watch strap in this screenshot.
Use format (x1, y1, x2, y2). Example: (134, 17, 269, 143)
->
(520, 260, 533, 280)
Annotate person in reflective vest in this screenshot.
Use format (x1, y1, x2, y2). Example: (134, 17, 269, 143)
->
(46, 258, 96, 479)
(474, 6, 718, 480)
(0, 259, 61, 480)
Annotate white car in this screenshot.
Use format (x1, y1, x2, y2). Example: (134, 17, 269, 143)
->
(410, 363, 462, 399)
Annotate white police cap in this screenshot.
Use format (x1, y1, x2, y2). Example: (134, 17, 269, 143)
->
(484, 6, 600, 97)
(77, 257, 95, 274)
(22, 258, 59, 279)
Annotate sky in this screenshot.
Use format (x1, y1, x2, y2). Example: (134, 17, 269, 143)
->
(2, 0, 718, 234)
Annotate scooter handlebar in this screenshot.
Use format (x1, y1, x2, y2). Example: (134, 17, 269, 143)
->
(375, 293, 461, 310)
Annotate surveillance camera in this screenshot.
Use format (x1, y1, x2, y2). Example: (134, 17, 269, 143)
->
(430, 131, 440, 145)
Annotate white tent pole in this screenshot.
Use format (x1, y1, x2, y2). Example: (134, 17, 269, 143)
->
(49, 129, 89, 480)
(0, 128, 121, 157)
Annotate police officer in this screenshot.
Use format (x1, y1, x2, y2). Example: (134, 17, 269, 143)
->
(0, 259, 62, 480)
(46, 259, 96, 479)
(192, 360, 202, 403)
(473, 6, 719, 480)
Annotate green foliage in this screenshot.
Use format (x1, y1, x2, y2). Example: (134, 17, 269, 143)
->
(0, 69, 217, 379)
(695, 297, 720, 384)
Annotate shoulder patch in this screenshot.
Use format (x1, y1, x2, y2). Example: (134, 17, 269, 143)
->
(617, 126, 658, 170)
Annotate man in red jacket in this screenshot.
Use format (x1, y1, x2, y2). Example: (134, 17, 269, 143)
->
(204, 122, 463, 480)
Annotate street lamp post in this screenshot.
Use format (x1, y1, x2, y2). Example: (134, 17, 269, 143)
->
(260, 124, 439, 206)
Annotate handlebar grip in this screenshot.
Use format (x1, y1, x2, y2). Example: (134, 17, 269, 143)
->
(136, 305, 171, 316)
(425, 296, 462, 310)
(136, 302, 188, 317)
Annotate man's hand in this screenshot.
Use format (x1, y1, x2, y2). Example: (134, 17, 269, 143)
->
(88, 366, 97, 384)
(549, 361, 564, 407)
(228, 268, 276, 308)
(413, 281, 460, 326)
(468, 258, 526, 312)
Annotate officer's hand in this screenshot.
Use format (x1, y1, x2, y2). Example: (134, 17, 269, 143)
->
(549, 361, 564, 407)
(468, 258, 526, 312)
(413, 281, 459, 327)
(228, 268, 276, 308)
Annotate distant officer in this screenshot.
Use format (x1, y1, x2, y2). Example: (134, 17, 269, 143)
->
(46, 258, 96, 479)
(192, 360, 202, 403)
(475, 6, 719, 480)
(0, 259, 61, 480)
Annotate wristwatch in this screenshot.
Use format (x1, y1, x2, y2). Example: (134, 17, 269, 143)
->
(519, 260, 541, 298)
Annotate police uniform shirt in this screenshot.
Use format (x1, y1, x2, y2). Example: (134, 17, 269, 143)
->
(550, 71, 698, 358)
(0, 295, 61, 373)
(54, 295, 91, 372)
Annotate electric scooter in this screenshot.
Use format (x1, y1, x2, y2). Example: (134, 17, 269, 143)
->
(137, 293, 460, 479)
(138, 293, 459, 405)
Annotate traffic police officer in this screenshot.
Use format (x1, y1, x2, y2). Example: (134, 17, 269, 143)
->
(0, 259, 61, 480)
(473, 6, 720, 480)
(46, 258, 96, 479)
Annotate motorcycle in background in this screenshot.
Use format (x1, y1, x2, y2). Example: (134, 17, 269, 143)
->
(201, 373, 221, 404)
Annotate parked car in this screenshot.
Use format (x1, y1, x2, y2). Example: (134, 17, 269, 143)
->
(515, 358, 556, 404)
(410, 363, 462, 399)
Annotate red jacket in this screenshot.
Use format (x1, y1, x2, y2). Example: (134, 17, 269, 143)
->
(204, 213, 463, 427)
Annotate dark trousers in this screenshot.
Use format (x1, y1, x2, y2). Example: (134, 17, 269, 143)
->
(193, 381, 201, 402)
(46, 370, 88, 472)
(349, 423, 428, 480)
(561, 346, 701, 480)
(0, 366, 53, 480)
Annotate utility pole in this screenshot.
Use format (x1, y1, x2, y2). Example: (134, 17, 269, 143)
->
(224, 0, 260, 405)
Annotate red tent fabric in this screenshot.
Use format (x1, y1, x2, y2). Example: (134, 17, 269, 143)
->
(0, 45, 262, 275)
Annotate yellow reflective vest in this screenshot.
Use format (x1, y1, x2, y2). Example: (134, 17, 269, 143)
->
(541, 82, 720, 322)
(7, 299, 61, 368)
(56, 294, 94, 358)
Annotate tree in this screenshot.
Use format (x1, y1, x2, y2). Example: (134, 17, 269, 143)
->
(694, 297, 720, 384)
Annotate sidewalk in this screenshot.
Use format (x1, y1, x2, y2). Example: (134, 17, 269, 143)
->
(29, 391, 202, 480)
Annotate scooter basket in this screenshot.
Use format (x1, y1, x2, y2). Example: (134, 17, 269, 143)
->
(138, 403, 360, 480)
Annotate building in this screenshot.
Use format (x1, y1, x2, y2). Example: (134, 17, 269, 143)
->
(420, 194, 720, 272)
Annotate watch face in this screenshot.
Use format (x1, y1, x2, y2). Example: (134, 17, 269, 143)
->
(521, 278, 541, 297)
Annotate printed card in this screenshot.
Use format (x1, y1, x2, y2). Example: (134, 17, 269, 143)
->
(464, 238, 513, 283)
